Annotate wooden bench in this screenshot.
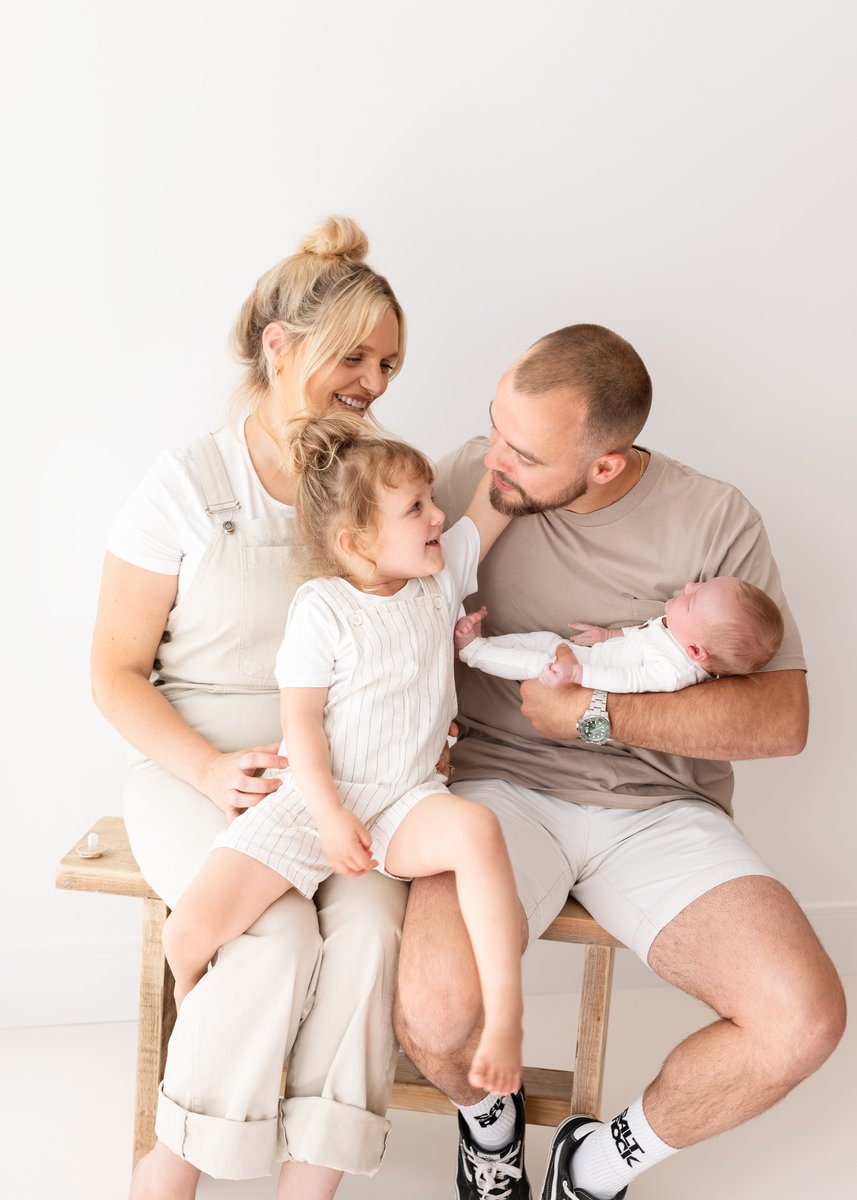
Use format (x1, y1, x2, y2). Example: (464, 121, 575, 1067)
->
(57, 815, 622, 1165)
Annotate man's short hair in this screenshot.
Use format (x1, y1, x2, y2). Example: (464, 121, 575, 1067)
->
(514, 324, 652, 448)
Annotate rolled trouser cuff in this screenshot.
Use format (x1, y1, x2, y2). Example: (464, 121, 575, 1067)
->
(156, 1085, 391, 1179)
(156, 1084, 277, 1179)
(278, 1095, 391, 1177)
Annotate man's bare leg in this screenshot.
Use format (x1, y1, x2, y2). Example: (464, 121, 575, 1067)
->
(396, 870, 532, 1194)
(557, 875, 847, 1198)
(394, 871, 528, 1103)
(386, 795, 524, 1094)
(399, 873, 846, 1138)
(554, 875, 846, 1198)
(644, 874, 845, 1146)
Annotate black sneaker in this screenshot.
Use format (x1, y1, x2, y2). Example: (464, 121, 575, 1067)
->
(540, 1116, 627, 1200)
(456, 1087, 531, 1199)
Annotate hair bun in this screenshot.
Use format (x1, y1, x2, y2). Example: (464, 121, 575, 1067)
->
(298, 215, 369, 261)
(288, 412, 365, 476)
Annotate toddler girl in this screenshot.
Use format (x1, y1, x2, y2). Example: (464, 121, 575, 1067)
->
(164, 414, 522, 1096)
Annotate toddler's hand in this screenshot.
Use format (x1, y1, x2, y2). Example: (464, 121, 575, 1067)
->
(317, 810, 378, 876)
(454, 605, 488, 655)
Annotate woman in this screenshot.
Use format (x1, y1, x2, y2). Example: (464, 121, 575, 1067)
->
(91, 216, 410, 1200)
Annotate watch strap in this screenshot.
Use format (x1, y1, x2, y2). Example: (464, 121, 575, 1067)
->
(585, 689, 609, 718)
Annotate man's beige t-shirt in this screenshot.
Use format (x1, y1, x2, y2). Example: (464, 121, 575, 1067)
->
(437, 438, 806, 816)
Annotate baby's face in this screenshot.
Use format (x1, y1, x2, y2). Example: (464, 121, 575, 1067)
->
(665, 577, 742, 649)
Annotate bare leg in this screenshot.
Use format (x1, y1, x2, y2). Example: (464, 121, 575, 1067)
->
(277, 1161, 343, 1199)
(644, 875, 846, 1147)
(395, 873, 485, 1104)
(386, 795, 524, 1094)
(128, 1136, 345, 1199)
(163, 848, 293, 1008)
(129, 1140, 200, 1200)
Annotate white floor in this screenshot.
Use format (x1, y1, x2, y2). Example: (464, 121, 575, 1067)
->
(3, 978, 854, 1200)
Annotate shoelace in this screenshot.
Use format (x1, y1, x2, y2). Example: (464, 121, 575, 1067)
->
(461, 1139, 524, 1199)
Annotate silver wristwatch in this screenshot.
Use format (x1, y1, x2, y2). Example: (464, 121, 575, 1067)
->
(576, 689, 611, 744)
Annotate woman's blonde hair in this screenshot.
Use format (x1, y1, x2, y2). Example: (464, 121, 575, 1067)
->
(289, 412, 434, 581)
(229, 215, 406, 414)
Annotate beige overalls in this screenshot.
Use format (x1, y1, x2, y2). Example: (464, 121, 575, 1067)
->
(123, 433, 408, 1179)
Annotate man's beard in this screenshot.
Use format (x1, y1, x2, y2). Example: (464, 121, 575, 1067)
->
(489, 471, 589, 516)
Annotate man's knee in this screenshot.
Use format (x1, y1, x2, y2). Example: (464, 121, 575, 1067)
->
(395, 873, 483, 1056)
(766, 964, 847, 1081)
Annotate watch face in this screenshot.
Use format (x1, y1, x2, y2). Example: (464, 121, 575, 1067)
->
(578, 715, 611, 744)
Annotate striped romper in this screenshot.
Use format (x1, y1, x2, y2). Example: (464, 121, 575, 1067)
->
(216, 519, 479, 897)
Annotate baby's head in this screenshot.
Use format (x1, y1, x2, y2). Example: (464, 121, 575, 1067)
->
(665, 576, 784, 676)
(289, 412, 438, 589)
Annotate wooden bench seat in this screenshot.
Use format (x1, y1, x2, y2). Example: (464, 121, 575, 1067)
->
(57, 815, 622, 1165)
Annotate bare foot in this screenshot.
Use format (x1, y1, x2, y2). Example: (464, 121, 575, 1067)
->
(467, 1019, 522, 1096)
(454, 605, 488, 655)
(129, 1141, 199, 1200)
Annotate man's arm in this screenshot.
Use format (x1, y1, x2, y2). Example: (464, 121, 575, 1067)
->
(519, 654, 808, 760)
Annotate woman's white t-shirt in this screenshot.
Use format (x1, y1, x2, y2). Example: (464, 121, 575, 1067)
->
(106, 426, 293, 599)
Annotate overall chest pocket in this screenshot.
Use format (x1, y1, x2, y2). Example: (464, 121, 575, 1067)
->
(238, 539, 305, 685)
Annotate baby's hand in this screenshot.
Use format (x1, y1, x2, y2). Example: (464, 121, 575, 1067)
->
(317, 810, 378, 876)
(567, 622, 616, 647)
(539, 656, 583, 687)
(454, 605, 488, 655)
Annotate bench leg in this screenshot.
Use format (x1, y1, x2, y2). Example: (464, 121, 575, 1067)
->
(133, 898, 177, 1166)
(570, 943, 615, 1119)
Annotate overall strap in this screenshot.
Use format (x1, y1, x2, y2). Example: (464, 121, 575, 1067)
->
(417, 572, 444, 602)
(189, 435, 242, 530)
(307, 576, 363, 620)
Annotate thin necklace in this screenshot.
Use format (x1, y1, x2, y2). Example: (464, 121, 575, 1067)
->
(635, 447, 647, 483)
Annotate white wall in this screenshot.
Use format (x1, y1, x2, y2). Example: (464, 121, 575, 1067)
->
(4, 0, 855, 1025)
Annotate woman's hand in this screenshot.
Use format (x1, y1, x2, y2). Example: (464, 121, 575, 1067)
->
(316, 809, 378, 876)
(200, 743, 290, 821)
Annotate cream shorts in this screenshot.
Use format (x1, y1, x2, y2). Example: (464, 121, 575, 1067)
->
(451, 779, 776, 964)
(215, 773, 450, 898)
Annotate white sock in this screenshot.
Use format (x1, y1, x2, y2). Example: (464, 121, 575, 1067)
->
(458, 1093, 518, 1150)
(571, 1097, 677, 1199)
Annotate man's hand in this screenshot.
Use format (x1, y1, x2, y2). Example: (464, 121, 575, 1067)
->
(436, 721, 459, 779)
(317, 809, 378, 876)
(200, 742, 290, 821)
(521, 645, 588, 739)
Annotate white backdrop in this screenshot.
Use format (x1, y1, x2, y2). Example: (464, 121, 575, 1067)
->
(4, 0, 855, 1025)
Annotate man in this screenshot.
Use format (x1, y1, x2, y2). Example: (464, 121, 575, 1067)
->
(394, 325, 845, 1200)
